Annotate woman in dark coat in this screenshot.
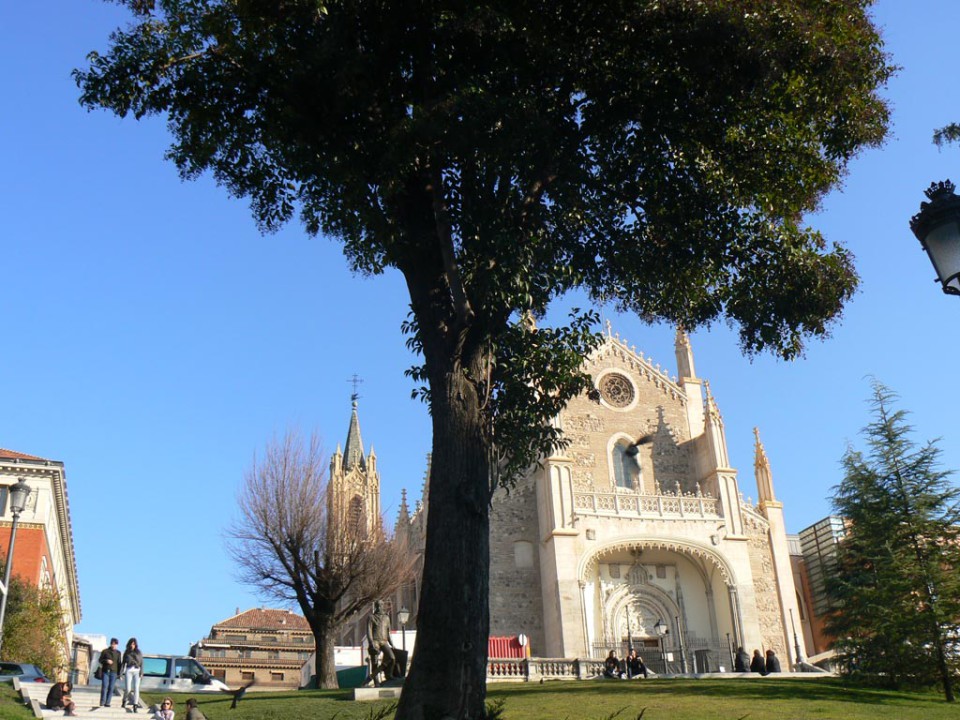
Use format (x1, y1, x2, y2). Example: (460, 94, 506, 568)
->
(765, 649, 782, 674)
(749, 649, 766, 674)
(46, 681, 77, 716)
(734, 647, 750, 672)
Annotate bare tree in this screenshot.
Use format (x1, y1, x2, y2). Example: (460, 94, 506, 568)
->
(227, 431, 415, 689)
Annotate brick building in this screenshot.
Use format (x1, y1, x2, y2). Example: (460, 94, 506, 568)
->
(0, 448, 81, 672)
(191, 608, 314, 690)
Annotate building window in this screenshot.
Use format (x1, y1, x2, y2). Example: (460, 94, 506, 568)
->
(270, 672, 284, 682)
(267, 650, 280, 659)
(261, 636, 278, 643)
(599, 373, 635, 408)
(612, 441, 638, 489)
(0, 486, 7, 516)
(241, 671, 255, 681)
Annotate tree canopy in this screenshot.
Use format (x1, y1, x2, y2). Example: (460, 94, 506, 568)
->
(77, 2, 894, 716)
(828, 382, 960, 701)
(0, 573, 66, 679)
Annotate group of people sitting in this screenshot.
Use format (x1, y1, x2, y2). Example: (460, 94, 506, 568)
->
(44, 682, 208, 719)
(603, 649, 649, 679)
(734, 647, 782, 674)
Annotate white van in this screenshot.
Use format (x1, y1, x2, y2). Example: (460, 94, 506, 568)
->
(139, 656, 229, 693)
(90, 654, 229, 694)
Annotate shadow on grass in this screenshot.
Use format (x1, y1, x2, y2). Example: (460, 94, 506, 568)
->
(485, 677, 945, 708)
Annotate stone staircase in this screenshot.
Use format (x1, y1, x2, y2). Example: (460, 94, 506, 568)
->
(15, 679, 156, 719)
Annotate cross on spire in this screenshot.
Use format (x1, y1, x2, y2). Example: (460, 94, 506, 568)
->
(348, 374, 364, 404)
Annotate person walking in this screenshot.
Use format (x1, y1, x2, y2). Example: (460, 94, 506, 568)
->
(765, 649, 782, 674)
(749, 649, 766, 675)
(734, 646, 750, 673)
(121, 637, 145, 712)
(99, 637, 122, 707)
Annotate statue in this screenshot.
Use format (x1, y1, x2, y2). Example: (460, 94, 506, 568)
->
(365, 600, 397, 687)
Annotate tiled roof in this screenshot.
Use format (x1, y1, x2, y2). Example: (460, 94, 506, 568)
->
(214, 608, 311, 631)
(0, 448, 48, 461)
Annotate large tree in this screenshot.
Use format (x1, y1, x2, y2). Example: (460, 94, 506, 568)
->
(827, 383, 960, 701)
(226, 431, 415, 689)
(76, 2, 892, 716)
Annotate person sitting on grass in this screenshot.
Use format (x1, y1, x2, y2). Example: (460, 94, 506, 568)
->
(184, 698, 206, 720)
(627, 649, 648, 679)
(604, 650, 624, 678)
(765, 649, 782, 674)
(45, 681, 77, 717)
(152, 696, 175, 720)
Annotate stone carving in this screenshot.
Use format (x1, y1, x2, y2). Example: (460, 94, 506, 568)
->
(566, 415, 606, 433)
(572, 469, 595, 488)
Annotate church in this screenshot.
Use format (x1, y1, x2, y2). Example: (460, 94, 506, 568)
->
(335, 326, 806, 671)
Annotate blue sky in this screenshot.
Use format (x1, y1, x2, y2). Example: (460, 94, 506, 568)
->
(1, 1, 959, 655)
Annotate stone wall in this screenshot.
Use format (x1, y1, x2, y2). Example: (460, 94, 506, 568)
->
(744, 512, 787, 657)
(489, 471, 546, 653)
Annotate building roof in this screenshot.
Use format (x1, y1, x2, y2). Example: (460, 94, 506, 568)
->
(214, 608, 311, 632)
(0, 448, 49, 461)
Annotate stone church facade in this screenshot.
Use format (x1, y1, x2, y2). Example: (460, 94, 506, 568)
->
(481, 327, 804, 670)
(337, 326, 806, 671)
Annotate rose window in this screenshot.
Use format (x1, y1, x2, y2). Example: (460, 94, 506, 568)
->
(599, 373, 634, 408)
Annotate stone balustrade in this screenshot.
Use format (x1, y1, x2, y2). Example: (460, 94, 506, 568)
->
(572, 491, 721, 519)
(486, 657, 607, 682)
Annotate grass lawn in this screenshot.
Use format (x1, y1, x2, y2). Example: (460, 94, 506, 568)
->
(2, 678, 956, 720)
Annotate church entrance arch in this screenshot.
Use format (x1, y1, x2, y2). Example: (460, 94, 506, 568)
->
(578, 537, 741, 671)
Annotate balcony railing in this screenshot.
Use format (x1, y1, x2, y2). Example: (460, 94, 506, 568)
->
(572, 490, 721, 519)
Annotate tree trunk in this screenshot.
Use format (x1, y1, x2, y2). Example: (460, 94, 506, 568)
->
(312, 620, 339, 690)
(396, 354, 491, 720)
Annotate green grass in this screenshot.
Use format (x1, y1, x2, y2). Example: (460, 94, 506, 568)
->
(2, 678, 957, 720)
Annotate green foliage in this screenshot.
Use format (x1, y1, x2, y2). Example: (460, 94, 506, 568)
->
(933, 123, 960, 147)
(828, 382, 960, 701)
(76, 0, 891, 363)
(0, 574, 66, 679)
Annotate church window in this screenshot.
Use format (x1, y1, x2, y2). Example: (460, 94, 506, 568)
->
(348, 496, 366, 532)
(612, 441, 638, 489)
(599, 373, 635, 408)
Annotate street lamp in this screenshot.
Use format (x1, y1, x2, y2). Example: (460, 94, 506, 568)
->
(398, 606, 410, 653)
(675, 615, 687, 674)
(654, 618, 669, 675)
(910, 180, 960, 296)
(789, 608, 803, 669)
(0, 478, 32, 654)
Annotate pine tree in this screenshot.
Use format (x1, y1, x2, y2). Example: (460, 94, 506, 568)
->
(828, 382, 960, 701)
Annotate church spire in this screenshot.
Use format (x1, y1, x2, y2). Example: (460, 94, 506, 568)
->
(674, 326, 697, 380)
(754, 427, 776, 505)
(343, 397, 366, 471)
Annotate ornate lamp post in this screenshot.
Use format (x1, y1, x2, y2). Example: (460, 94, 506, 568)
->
(675, 615, 687, 674)
(654, 618, 669, 675)
(398, 606, 410, 653)
(789, 608, 803, 669)
(0, 478, 32, 653)
(910, 180, 960, 296)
